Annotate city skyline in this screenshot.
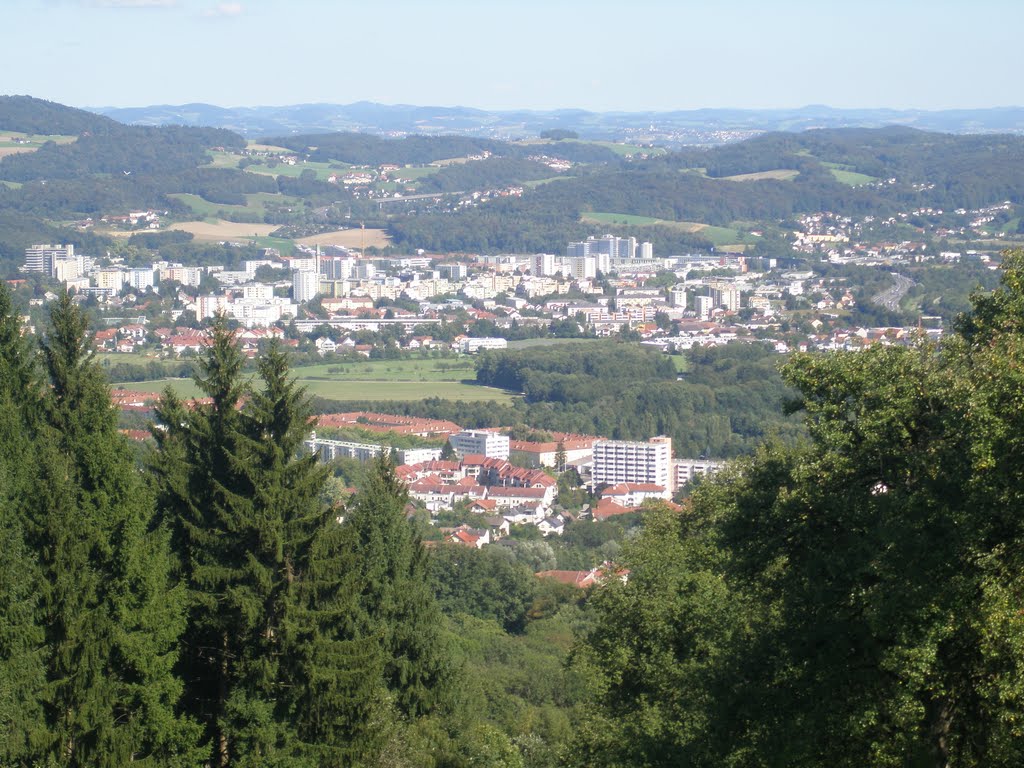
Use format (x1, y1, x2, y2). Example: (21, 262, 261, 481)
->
(6, 0, 1023, 113)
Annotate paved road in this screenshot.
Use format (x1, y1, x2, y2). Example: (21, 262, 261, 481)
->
(872, 273, 914, 311)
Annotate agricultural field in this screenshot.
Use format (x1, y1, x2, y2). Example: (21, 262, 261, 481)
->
(242, 159, 348, 181)
(296, 228, 391, 249)
(507, 338, 605, 349)
(581, 211, 762, 249)
(0, 131, 77, 157)
(167, 220, 280, 241)
(168, 192, 304, 218)
(822, 161, 878, 186)
(122, 357, 515, 404)
(720, 169, 800, 182)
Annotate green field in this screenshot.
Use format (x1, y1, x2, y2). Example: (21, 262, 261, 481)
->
(0, 180, 22, 189)
(581, 211, 761, 247)
(0, 131, 77, 147)
(829, 168, 878, 186)
(121, 358, 516, 404)
(720, 169, 799, 182)
(168, 192, 303, 218)
(242, 160, 347, 181)
(507, 338, 606, 350)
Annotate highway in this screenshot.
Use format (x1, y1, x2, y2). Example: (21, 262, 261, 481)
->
(872, 273, 914, 311)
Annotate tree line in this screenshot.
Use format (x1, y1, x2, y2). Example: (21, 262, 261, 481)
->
(567, 249, 1024, 767)
(0, 292, 476, 767)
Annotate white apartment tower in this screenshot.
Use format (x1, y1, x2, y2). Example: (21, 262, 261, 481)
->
(591, 436, 673, 495)
(22, 243, 74, 275)
(292, 270, 319, 303)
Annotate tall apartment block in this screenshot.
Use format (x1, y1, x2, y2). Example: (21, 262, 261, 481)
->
(22, 243, 74, 275)
(591, 436, 673, 496)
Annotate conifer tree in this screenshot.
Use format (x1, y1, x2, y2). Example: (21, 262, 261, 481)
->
(342, 451, 454, 719)
(158, 323, 391, 766)
(32, 292, 200, 767)
(0, 284, 47, 763)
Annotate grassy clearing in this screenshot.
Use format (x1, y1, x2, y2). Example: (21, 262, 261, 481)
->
(246, 142, 294, 153)
(829, 168, 877, 185)
(0, 131, 77, 147)
(582, 211, 666, 227)
(507, 338, 606, 350)
(169, 192, 303, 218)
(581, 211, 762, 248)
(242, 160, 345, 181)
(0, 180, 22, 189)
(388, 166, 441, 180)
(719, 169, 799, 182)
(670, 355, 690, 372)
(124, 357, 515, 403)
(524, 176, 574, 188)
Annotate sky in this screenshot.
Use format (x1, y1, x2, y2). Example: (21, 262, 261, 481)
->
(4, 0, 1023, 112)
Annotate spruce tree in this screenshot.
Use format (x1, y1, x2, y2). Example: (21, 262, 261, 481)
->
(158, 324, 391, 766)
(32, 292, 200, 767)
(342, 451, 454, 719)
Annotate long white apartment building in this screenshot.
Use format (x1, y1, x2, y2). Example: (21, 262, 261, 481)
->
(449, 429, 510, 460)
(591, 436, 673, 496)
(22, 243, 74, 274)
(673, 458, 727, 489)
(304, 433, 440, 466)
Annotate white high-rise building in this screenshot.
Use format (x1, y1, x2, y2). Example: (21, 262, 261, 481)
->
(292, 270, 319, 303)
(533, 253, 557, 277)
(243, 283, 274, 301)
(568, 255, 597, 281)
(702, 278, 740, 312)
(449, 429, 510, 460)
(128, 268, 156, 291)
(695, 295, 714, 320)
(591, 436, 672, 495)
(639, 241, 654, 259)
(22, 244, 74, 275)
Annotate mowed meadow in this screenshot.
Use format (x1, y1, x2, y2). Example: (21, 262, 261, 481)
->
(115, 356, 517, 403)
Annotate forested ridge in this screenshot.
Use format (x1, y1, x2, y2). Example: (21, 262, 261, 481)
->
(3, 98, 1024, 271)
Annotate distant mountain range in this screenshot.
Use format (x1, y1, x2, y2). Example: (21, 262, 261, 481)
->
(88, 102, 1024, 144)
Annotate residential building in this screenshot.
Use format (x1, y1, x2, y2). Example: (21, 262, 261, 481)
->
(449, 429, 510, 460)
(292, 270, 319, 303)
(22, 243, 74, 275)
(591, 436, 673, 495)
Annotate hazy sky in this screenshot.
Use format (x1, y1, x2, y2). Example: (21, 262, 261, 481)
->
(5, 0, 1022, 112)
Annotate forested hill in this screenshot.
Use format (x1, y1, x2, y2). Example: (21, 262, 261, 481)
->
(0, 95, 120, 135)
(263, 131, 624, 165)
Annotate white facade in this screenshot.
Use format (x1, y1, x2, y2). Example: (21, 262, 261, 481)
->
(673, 458, 727, 490)
(243, 283, 274, 301)
(533, 253, 557, 277)
(292, 270, 319, 303)
(128, 268, 156, 291)
(568, 255, 597, 281)
(460, 337, 508, 354)
(695, 295, 714, 320)
(95, 269, 127, 291)
(449, 430, 510, 460)
(592, 436, 672, 492)
(23, 244, 73, 275)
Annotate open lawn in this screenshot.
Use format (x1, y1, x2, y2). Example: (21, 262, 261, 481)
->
(246, 142, 294, 153)
(581, 211, 761, 249)
(242, 160, 345, 181)
(296, 228, 391, 249)
(124, 358, 515, 403)
(507, 338, 606, 349)
(167, 220, 280, 241)
(168, 192, 303, 218)
(0, 180, 22, 189)
(829, 168, 878, 185)
(720, 169, 799, 182)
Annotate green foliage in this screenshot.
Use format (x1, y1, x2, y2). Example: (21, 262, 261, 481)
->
(572, 249, 1024, 767)
(430, 545, 537, 633)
